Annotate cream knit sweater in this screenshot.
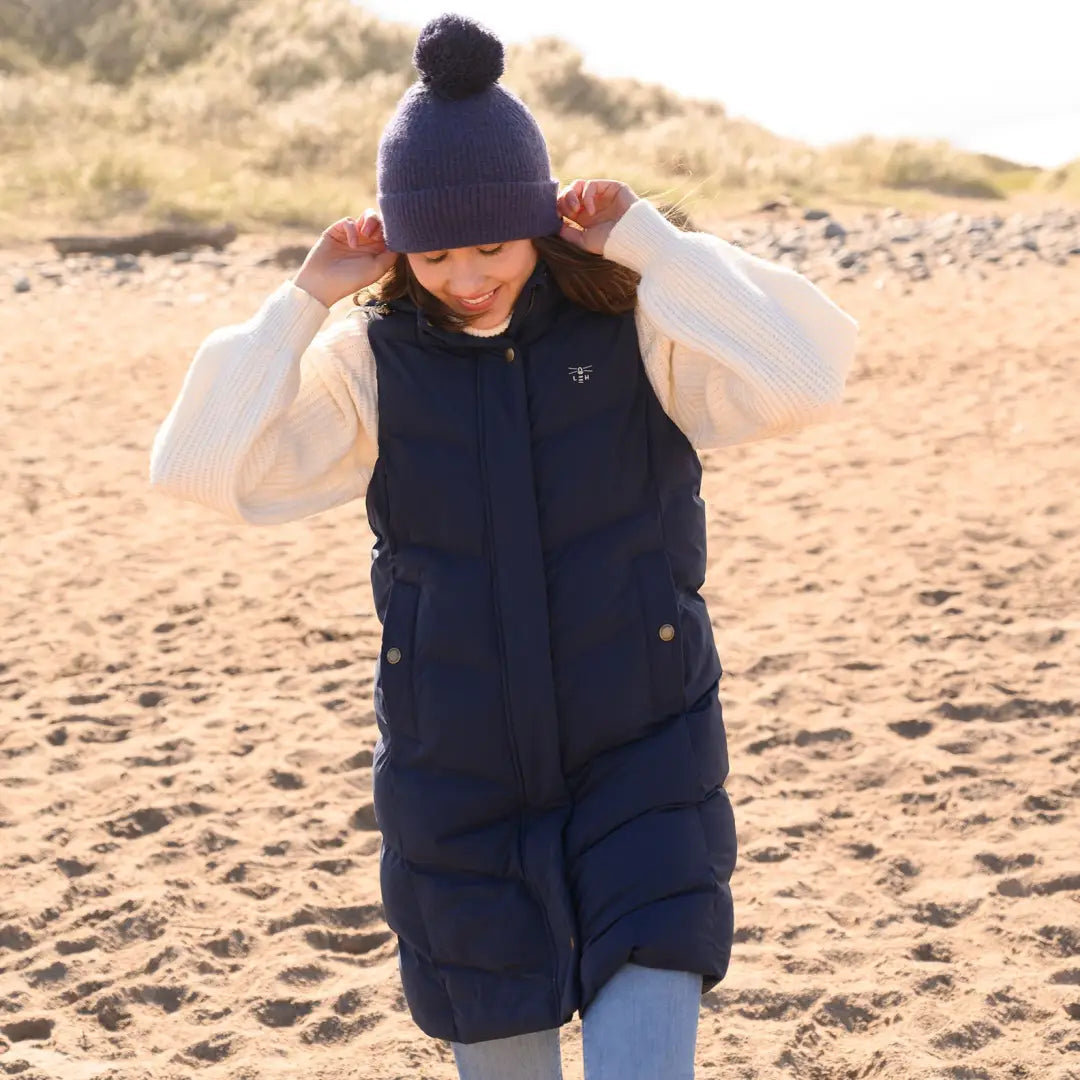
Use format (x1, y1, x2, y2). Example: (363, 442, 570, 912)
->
(150, 198, 859, 525)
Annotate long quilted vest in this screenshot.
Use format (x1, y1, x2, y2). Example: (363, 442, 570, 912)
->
(364, 259, 737, 1044)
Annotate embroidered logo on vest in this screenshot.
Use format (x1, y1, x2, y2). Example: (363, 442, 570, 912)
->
(568, 365, 593, 384)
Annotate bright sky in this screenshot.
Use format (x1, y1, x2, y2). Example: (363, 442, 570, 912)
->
(359, 0, 1080, 169)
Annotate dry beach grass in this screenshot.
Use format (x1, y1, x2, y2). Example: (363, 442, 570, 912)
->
(1, 0, 1078, 242)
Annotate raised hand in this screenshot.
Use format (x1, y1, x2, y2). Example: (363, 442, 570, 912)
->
(293, 210, 398, 308)
(556, 179, 639, 256)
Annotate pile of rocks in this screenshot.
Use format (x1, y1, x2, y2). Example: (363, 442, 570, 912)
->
(730, 205, 1080, 285)
(5, 204, 1080, 299)
(5, 247, 257, 304)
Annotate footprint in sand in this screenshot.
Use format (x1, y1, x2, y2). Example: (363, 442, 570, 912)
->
(304, 929, 392, 957)
(312, 858, 355, 876)
(915, 972, 954, 996)
(124, 738, 194, 768)
(55, 936, 98, 955)
(301, 1012, 380, 1044)
(703, 987, 822, 1021)
(1049, 969, 1080, 985)
(731, 925, 766, 944)
(278, 964, 332, 987)
(912, 900, 981, 927)
(349, 803, 379, 830)
(267, 904, 384, 935)
(56, 857, 96, 878)
(1, 1017, 55, 1042)
(333, 749, 374, 771)
(930, 1019, 1003, 1053)
(128, 983, 194, 1013)
(173, 1032, 235, 1066)
(88, 990, 132, 1031)
(911, 941, 953, 963)
(25, 961, 67, 988)
(104, 807, 170, 839)
(889, 719, 934, 738)
(268, 769, 305, 790)
(203, 929, 252, 960)
(874, 856, 921, 896)
(812, 990, 905, 1034)
(254, 998, 316, 1027)
(743, 652, 808, 678)
(997, 873, 1080, 899)
(975, 851, 1037, 874)
(0, 925, 34, 951)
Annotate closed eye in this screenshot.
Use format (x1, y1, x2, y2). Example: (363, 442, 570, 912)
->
(479, 245, 504, 256)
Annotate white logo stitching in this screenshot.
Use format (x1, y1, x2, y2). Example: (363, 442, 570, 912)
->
(569, 365, 593, 384)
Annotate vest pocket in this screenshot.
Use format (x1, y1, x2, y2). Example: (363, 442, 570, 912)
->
(380, 579, 420, 735)
(632, 550, 686, 719)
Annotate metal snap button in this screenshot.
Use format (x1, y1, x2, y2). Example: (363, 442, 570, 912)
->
(504, 347, 515, 363)
(658, 623, 676, 642)
(386, 647, 402, 665)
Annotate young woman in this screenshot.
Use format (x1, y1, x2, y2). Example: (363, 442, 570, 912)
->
(150, 14, 859, 1078)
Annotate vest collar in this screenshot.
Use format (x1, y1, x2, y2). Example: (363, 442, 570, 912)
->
(397, 257, 563, 352)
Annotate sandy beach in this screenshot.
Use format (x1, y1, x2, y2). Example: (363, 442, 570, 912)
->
(1, 239, 1077, 1079)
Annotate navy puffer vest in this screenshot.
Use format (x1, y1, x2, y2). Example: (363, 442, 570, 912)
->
(365, 259, 737, 1044)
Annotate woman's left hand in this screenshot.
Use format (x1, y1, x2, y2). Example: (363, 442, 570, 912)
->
(557, 179, 639, 256)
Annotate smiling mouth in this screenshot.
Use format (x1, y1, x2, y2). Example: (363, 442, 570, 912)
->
(453, 286, 499, 309)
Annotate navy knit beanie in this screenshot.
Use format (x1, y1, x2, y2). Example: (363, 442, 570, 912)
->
(376, 13, 561, 253)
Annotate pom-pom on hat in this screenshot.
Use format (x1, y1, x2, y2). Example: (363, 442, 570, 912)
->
(376, 13, 560, 253)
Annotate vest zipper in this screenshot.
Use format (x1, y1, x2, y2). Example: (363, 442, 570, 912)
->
(475, 357, 562, 1018)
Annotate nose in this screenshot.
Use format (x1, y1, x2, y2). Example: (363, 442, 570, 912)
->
(447, 258, 490, 298)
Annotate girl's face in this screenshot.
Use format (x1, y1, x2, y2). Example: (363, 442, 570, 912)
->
(406, 239, 538, 330)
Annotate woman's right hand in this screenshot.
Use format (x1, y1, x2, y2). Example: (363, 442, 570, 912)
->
(293, 210, 398, 308)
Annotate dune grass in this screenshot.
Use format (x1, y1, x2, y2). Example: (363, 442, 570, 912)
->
(0, 0, 1075, 243)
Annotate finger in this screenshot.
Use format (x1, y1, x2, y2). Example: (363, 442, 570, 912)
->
(567, 179, 585, 214)
(360, 209, 380, 238)
(597, 180, 619, 213)
(556, 190, 578, 220)
(343, 217, 359, 249)
(583, 181, 598, 218)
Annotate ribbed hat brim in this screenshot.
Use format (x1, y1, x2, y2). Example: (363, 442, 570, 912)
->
(378, 179, 561, 253)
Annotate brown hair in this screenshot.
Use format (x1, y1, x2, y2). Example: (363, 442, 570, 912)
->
(355, 232, 641, 332)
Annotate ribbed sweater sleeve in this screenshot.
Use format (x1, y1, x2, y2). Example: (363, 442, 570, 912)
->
(148, 281, 378, 524)
(150, 202, 859, 526)
(604, 198, 860, 448)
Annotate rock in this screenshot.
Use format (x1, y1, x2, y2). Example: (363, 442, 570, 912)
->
(113, 254, 141, 272)
(13, 276, 30, 293)
(823, 221, 847, 241)
(271, 244, 311, 268)
(803, 209, 830, 221)
(172, 251, 192, 263)
(192, 251, 229, 268)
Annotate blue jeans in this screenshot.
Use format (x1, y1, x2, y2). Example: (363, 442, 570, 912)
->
(451, 963, 702, 1080)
